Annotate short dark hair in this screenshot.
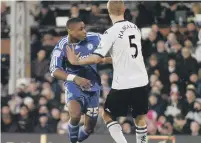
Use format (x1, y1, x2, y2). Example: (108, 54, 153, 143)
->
(66, 18, 83, 29)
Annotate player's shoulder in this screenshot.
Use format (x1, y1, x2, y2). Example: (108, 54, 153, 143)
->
(87, 32, 101, 40)
(55, 36, 68, 50)
(87, 32, 101, 37)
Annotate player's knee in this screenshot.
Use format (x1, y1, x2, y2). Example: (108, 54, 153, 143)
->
(70, 111, 81, 123)
(102, 111, 109, 121)
(102, 110, 114, 122)
(135, 114, 146, 126)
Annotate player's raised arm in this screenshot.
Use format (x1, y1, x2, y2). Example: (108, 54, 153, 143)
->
(67, 30, 115, 65)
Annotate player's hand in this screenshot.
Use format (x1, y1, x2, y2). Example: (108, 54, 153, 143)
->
(66, 45, 80, 65)
(73, 76, 92, 91)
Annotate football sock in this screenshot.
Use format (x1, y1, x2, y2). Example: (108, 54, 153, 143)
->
(107, 121, 127, 143)
(135, 124, 147, 143)
(67, 122, 79, 143)
(78, 126, 89, 142)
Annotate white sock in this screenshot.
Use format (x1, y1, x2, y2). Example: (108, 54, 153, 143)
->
(135, 125, 147, 143)
(107, 121, 127, 143)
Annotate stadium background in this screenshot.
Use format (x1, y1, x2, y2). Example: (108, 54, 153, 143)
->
(1, 1, 201, 142)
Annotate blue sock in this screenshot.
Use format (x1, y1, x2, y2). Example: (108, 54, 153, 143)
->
(67, 122, 79, 143)
(78, 126, 89, 142)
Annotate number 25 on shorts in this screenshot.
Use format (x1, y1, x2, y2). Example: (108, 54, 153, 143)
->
(86, 107, 99, 117)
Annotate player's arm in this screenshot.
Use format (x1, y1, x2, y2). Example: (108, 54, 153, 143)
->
(49, 49, 69, 80)
(67, 30, 114, 65)
(50, 49, 91, 89)
(100, 57, 112, 64)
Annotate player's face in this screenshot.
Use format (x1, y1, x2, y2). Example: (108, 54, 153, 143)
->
(70, 22, 87, 41)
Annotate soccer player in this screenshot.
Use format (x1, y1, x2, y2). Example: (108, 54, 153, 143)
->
(66, 1, 149, 143)
(49, 18, 110, 143)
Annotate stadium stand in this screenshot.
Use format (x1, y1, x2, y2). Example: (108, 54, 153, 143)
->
(1, 1, 201, 136)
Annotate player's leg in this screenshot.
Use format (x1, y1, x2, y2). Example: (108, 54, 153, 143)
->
(67, 100, 82, 143)
(102, 89, 128, 143)
(65, 86, 84, 143)
(134, 114, 147, 143)
(78, 114, 97, 142)
(78, 91, 99, 142)
(130, 85, 148, 143)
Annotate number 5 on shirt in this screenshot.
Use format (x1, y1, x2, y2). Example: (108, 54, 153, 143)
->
(129, 35, 138, 58)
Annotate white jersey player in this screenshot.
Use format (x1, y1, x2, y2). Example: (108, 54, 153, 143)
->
(67, 1, 149, 143)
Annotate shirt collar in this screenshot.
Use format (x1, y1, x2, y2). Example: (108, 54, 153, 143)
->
(66, 35, 87, 45)
(114, 20, 127, 25)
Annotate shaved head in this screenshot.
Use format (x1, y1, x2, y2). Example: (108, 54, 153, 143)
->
(107, 0, 125, 16)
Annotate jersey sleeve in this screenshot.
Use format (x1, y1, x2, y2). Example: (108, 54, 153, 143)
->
(93, 30, 115, 57)
(49, 47, 64, 77)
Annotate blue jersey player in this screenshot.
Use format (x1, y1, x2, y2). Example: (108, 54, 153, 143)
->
(49, 18, 110, 143)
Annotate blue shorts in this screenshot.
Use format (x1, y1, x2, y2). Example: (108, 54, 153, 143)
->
(65, 83, 100, 118)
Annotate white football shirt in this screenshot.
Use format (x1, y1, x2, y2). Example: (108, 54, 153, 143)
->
(94, 20, 149, 89)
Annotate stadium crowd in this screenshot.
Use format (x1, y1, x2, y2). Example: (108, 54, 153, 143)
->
(1, 1, 201, 136)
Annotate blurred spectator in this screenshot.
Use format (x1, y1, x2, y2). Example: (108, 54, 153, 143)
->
(16, 104, 33, 132)
(187, 3, 201, 23)
(178, 47, 198, 82)
(142, 32, 158, 61)
(122, 120, 132, 134)
(41, 88, 59, 109)
(39, 105, 49, 115)
(163, 2, 178, 25)
(34, 114, 54, 133)
(59, 93, 66, 110)
(165, 92, 182, 122)
(167, 58, 178, 75)
(8, 95, 23, 115)
(35, 4, 56, 26)
(184, 39, 194, 51)
(49, 108, 60, 132)
(1, 2, 9, 38)
(165, 33, 179, 53)
(185, 98, 201, 125)
(41, 33, 56, 58)
(183, 89, 196, 116)
(151, 24, 164, 41)
(31, 50, 49, 81)
(184, 22, 199, 46)
(157, 115, 174, 135)
(147, 55, 160, 76)
(1, 113, 18, 132)
(87, 2, 108, 25)
(147, 120, 158, 135)
(189, 73, 199, 89)
(135, 3, 154, 28)
(190, 121, 201, 136)
(23, 97, 38, 125)
(57, 111, 70, 134)
(197, 69, 201, 96)
(155, 40, 168, 68)
(69, 3, 87, 24)
(38, 96, 48, 107)
(170, 22, 184, 44)
(148, 93, 164, 115)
